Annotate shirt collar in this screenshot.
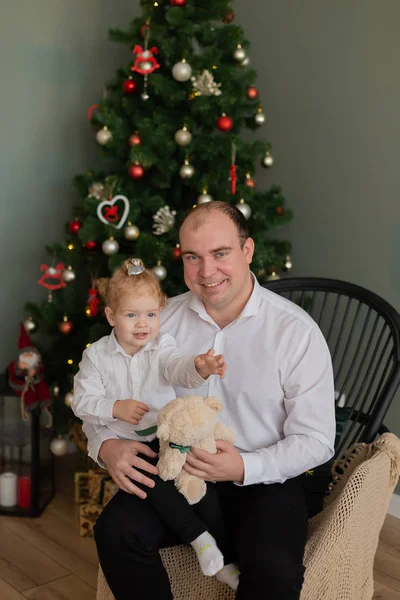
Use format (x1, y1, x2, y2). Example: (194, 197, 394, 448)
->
(188, 272, 262, 325)
(108, 329, 159, 357)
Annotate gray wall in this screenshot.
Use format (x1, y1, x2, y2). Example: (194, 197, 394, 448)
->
(234, 1, 400, 437)
(0, 0, 135, 367)
(1, 2, 399, 436)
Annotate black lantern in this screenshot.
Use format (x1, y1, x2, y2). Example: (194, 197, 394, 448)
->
(0, 373, 55, 516)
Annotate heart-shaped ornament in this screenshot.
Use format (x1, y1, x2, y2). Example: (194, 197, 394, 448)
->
(97, 195, 130, 230)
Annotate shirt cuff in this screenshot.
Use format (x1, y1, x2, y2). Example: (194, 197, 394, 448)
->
(190, 358, 208, 386)
(235, 451, 263, 486)
(88, 429, 119, 468)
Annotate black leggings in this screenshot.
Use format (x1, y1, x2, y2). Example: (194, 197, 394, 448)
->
(126, 439, 229, 555)
(95, 441, 308, 600)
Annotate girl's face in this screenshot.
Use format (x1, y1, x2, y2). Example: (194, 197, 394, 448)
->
(105, 290, 161, 356)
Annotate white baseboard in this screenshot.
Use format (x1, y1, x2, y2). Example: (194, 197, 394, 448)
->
(388, 493, 400, 518)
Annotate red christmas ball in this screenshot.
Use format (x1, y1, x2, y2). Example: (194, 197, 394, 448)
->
(84, 240, 97, 251)
(128, 164, 145, 180)
(245, 177, 256, 189)
(247, 86, 258, 100)
(69, 219, 82, 234)
(276, 207, 285, 215)
(123, 79, 137, 94)
(172, 246, 182, 260)
(129, 133, 141, 146)
(216, 114, 233, 133)
(223, 11, 235, 24)
(170, 0, 187, 5)
(58, 320, 73, 335)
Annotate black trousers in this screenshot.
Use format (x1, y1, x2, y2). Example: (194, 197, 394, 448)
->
(95, 445, 308, 600)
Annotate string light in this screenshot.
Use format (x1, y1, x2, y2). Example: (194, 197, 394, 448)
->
(68, 244, 74, 250)
(67, 359, 73, 365)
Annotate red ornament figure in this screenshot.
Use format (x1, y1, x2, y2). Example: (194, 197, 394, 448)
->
(122, 78, 137, 94)
(69, 219, 82, 234)
(216, 114, 233, 132)
(7, 324, 52, 426)
(131, 45, 160, 75)
(171, 0, 187, 6)
(37, 263, 66, 302)
(103, 205, 120, 223)
(247, 86, 258, 100)
(129, 164, 145, 180)
(87, 288, 100, 317)
(230, 141, 237, 195)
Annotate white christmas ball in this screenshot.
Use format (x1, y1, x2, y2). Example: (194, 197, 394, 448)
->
(172, 61, 192, 82)
(174, 128, 192, 146)
(233, 46, 247, 62)
(179, 163, 195, 179)
(50, 436, 68, 456)
(198, 192, 213, 204)
(236, 201, 252, 220)
(123, 224, 140, 241)
(102, 238, 120, 255)
(96, 127, 112, 145)
(23, 317, 37, 333)
(138, 60, 153, 72)
(255, 112, 266, 126)
(261, 153, 274, 168)
(152, 264, 167, 281)
(64, 393, 73, 408)
(62, 267, 76, 283)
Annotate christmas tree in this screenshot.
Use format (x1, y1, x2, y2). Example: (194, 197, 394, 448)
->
(24, 0, 293, 441)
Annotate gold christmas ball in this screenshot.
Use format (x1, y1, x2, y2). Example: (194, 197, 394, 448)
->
(123, 223, 140, 241)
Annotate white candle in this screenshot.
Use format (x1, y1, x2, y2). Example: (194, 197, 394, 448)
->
(0, 472, 18, 507)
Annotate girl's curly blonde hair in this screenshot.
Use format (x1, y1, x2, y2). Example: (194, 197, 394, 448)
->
(97, 259, 166, 312)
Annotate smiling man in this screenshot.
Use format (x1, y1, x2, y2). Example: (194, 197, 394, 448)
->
(92, 201, 335, 600)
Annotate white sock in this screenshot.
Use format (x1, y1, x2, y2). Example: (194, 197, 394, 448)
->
(191, 532, 224, 576)
(216, 563, 240, 590)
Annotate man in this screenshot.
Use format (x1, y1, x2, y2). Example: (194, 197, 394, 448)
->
(89, 201, 335, 599)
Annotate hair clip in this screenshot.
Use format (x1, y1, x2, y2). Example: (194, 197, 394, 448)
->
(127, 258, 145, 276)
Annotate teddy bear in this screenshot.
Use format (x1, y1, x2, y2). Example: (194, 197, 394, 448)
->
(156, 394, 236, 505)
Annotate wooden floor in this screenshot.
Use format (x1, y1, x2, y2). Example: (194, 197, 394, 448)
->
(0, 456, 399, 599)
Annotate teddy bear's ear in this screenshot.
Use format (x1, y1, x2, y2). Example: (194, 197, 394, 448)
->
(157, 422, 171, 441)
(204, 396, 224, 412)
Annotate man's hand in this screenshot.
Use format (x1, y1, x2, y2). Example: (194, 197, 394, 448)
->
(112, 399, 149, 424)
(184, 440, 244, 483)
(99, 439, 159, 499)
(195, 349, 227, 380)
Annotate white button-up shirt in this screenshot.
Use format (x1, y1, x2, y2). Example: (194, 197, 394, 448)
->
(82, 276, 335, 485)
(72, 331, 205, 442)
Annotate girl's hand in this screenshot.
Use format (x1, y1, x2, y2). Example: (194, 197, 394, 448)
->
(195, 349, 227, 380)
(113, 399, 149, 424)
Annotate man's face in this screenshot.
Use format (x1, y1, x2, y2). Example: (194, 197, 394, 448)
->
(179, 211, 254, 311)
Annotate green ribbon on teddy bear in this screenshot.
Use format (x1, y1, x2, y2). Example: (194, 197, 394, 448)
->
(134, 425, 191, 453)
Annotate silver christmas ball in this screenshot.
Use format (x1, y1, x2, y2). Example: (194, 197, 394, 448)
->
(236, 201, 252, 220)
(174, 128, 192, 146)
(172, 61, 192, 82)
(179, 162, 195, 179)
(123, 224, 140, 241)
(239, 56, 250, 67)
(102, 238, 120, 255)
(62, 266, 76, 283)
(261, 153, 274, 168)
(64, 393, 73, 408)
(152, 263, 167, 281)
(52, 384, 60, 397)
(255, 111, 266, 126)
(138, 60, 153, 72)
(141, 92, 149, 101)
(198, 192, 213, 204)
(24, 317, 37, 333)
(96, 127, 112, 145)
(50, 436, 68, 457)
(233, 46, 247, 63)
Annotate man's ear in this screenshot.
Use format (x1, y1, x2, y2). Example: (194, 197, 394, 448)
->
(243, 237, 255, 264)
(104, 306, 115, 327)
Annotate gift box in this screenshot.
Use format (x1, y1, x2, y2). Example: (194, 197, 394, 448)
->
(74, 472, 90, 504)
(79, 502, 103, 537)
(88, 469, 111, 505)
(103, 479, 118, 506)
